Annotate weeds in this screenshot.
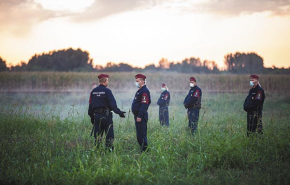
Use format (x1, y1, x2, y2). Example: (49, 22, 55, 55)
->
(0, 88, 290, 184)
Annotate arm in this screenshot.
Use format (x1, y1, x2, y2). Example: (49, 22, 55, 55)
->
(245, 91, 264, 111)
(137, 92, 150, 118)
(157, 93, 167, 106)
(183, 95, 188, 108)
(88, 94, 94, 124)
(106, 89, 121, 114)
(186, 89, 200, 108)
(107, 89, 126, 117)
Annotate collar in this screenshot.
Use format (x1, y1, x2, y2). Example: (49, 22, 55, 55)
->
(138, 85, 146, 91)
(190, 85, 197, 90)
(252, 85, 259, 90)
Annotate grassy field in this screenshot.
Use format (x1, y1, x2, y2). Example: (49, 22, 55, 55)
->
(1, 80, 290, 185)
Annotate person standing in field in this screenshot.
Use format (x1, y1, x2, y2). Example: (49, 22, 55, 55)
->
(243, 75, 265, 137)
(131, 74, 151, 153)
(157, 84, 170, 127)
(88, 74, 126, 151)
(183, 77, 202, 134)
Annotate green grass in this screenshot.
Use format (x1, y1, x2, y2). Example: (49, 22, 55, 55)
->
(0, 92, 290, 185)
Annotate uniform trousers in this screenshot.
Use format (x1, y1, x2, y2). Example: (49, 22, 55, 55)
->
(134, 115, 148, 152)
(188, 108, 199, 134)
(247, 110, 263, 136)
(94, 112, 114, 149)
(159, 106, 169, 127)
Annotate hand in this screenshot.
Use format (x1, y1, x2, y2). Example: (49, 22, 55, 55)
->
(90, 116, 94, 124)
(136, 117, 141, 122)
(119, 111, 126, 118)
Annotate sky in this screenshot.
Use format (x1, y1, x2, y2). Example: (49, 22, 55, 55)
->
(0, 0, 290, 69)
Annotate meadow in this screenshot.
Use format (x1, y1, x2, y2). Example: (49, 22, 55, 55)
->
(0, 72, 290, 185)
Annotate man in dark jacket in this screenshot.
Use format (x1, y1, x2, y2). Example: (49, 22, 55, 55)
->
(88, 74, 126, 150)
(131, 74, 151, 152)
(243, 74, 265, 136)
(157, 84, 170, 127)
(183, 77, 202, 134)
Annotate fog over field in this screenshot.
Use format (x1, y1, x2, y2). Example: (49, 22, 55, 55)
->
(1, 72, 290, 184)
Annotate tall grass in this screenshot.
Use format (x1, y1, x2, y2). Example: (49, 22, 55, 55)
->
(1, 72, 290, 93)
(1, 91, 290, 184)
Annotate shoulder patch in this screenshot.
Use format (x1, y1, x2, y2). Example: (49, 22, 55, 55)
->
(164, 93, 169, 100)
(142, 93, 149, 104)
(255, 91, 262, 100)
(193, 90, 200, 98)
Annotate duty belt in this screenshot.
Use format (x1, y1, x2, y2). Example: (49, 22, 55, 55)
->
(93, 107, 109, 115)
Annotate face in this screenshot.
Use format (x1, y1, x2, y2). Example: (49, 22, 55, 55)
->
(104, 78, 109, 87)
(250, 78, 258, 86)
(136, 78, 144, 86)
(190, 81, 196, 85)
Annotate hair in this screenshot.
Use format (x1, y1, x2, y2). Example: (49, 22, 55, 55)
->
(99, 77, 107, 84)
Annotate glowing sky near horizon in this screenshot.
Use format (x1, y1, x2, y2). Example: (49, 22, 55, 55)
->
(0, 0, 290, 68)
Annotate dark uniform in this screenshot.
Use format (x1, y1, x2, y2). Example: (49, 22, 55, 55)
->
(243, 84, 265, 136)
(157, 90, 170, 126)
(88, 81, 125, 149)
(131, 77, 151, 152)
(183, 85, 202, 134)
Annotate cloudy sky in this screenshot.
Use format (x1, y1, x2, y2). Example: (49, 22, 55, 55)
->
(1, 0, 290, 68)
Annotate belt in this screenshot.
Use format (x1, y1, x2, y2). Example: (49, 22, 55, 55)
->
(93, 107, 108, 115)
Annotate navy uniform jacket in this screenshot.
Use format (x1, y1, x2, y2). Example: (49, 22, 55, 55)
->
(88, 84, 122, 117)
(243, 85, 265, 112)
(183, 85, 202, 110)
(157, 90, 170, 107)
(131, 85, 151, 119)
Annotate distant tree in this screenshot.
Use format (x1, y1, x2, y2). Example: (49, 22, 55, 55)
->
(10, 61, 27, 71)
(168, 57, 219, 74)
(158, 58, 170, 69)
(95, 64, 104, 71)
(179, 57, 202, 73)
(0, 56, 8, 72)
(189, 57, 202, 73)
(224, 52, 264, 74)
(144, 63, 157, 71)
(118, 63, 134, 71)
(169, 62, 182, 72)
(26, 48, 94, 71)
(264, 65, 290, 74)
(202, 60, 219, 73)
(101, 62, 134, 72)
(104, 62, 118, 72)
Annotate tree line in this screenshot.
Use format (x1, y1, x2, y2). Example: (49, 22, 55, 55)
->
(0, 48, 289, 74)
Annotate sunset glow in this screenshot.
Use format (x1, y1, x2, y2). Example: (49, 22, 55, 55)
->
(0, 0, 289, 68)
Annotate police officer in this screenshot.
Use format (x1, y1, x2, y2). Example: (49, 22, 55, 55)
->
(131, 74, 151, 152)
(157, 84, 170, 127)
(243, 75, 265, 137)
(183, 77, 202, 134)
(88, 74, 126, 150)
